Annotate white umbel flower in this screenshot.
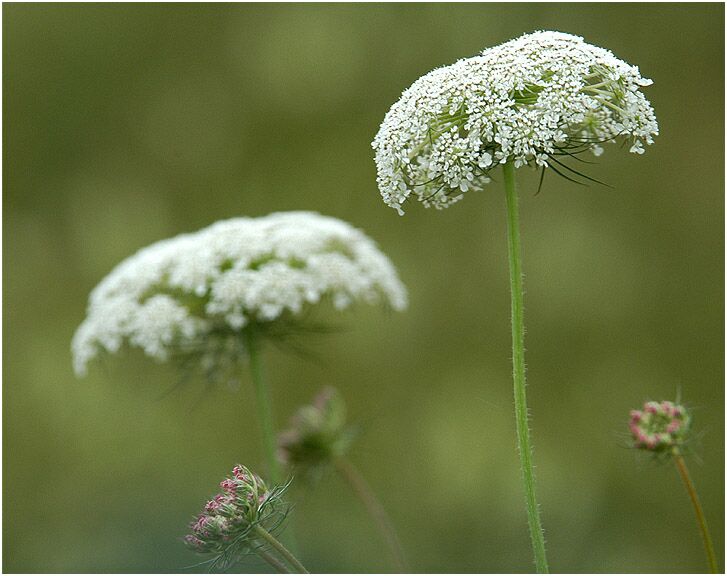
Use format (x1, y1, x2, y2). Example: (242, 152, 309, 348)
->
(372, 31, 659, 214)
(72, 212, 407, 376)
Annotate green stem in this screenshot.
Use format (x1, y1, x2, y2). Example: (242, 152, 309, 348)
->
(334, 458, 409, 572)
(503, 161, 549, 573)
(257, 548, 293, 574)
(673, 451, 718, 573)
(245, 328, 282, 485)
(244, 329, 301, 557)
(253, 525, 310, 574)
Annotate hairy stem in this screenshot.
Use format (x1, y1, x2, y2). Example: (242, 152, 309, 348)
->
(335, 458, 409, 572)
(253, 525, 309, 574)
(673, 451, 718, 573)
(503, 161, 549, 573)
(245, 328, 282, 485)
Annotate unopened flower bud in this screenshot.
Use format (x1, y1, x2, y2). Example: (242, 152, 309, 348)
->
(185, 465, 287, 556)
(629, 400, 690, 452)
(278, 387, 356, 480)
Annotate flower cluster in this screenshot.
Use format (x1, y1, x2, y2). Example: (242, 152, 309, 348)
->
(185, 465, 284, 555)
(629, 401, 691, 452)
(372, 30, 659, 214)
(278, 387, 355, 480)
(72, 212, 407, 376)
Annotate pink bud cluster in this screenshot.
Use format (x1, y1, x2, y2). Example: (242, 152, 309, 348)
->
(185, 465, 273, 554)
(629, 400, 690, 452)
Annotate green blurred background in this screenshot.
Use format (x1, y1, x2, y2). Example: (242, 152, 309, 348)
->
(4, 3, 724, 573)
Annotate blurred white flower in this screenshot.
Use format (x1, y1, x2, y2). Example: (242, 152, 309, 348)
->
(72, 212, 407, 376)
(372, 31, 659, 214)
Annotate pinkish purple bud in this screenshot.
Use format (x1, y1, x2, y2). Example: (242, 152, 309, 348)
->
(184, 464, 285, 557)
(192, 514, 210, 533)
(666, 419, 681, 434)
(644, 401, 660, 414)
(184, 534, 205, 551)
(629, 400, 690, 452)
(232, 466, 250, 481)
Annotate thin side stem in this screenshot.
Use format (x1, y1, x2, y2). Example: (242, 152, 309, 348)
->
(257, 548, 293, 574)
(334, 458, 409, 572)
(245, 329, 283, 485)
(673, 451, 718, 573)
(503, 161, 549, 573)
(253, 525, 310, 574)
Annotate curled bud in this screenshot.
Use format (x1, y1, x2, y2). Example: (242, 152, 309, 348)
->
(629, 400, 690, 452)
(278, 387, 356, 480)
(185, 465, 288, 557)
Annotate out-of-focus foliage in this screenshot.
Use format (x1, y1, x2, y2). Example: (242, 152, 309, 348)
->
(3, 4, 723, 573)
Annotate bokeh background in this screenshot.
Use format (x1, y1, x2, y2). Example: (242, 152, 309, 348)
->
(4, 3, 724, 573)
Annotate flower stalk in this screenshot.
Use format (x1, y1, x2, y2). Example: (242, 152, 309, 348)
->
(334, 458, 409, 572)
(257, 548, 294, 574)
(253, 525, 310, 574)
(503, 161, 549, 573)
(673, 450, 718, 573)
(244, 330, 300, 556)
(245, 328, 282, 484)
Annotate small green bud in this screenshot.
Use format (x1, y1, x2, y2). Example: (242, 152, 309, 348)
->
(277, 387, 356, 480)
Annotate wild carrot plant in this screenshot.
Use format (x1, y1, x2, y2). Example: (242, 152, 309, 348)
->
(72, 212, 407, 570)
(372, 31, 658, 572)
(72, 211, 407, 484)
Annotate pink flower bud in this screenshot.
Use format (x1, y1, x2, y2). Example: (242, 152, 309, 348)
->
(628, 400, 690, 452)
(185, 464, 284, 557)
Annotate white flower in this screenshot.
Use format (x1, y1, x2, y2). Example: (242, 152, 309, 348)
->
(72, 212, 407, 376)
(372, 31, 659, 214)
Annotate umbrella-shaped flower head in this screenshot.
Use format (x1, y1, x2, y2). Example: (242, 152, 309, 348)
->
(372, 30, 658, 214)
(72, 212, 407, 377)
